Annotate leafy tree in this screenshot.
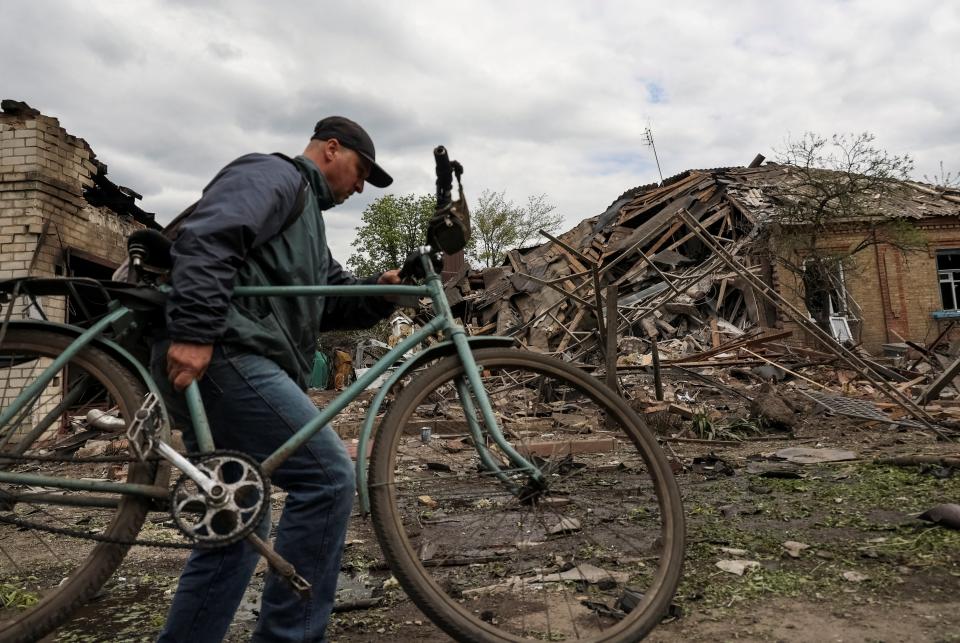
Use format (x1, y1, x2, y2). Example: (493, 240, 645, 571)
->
(769, 132, 923, 334)
(468, 190, 564, 268)
(347, 194, 435, 275)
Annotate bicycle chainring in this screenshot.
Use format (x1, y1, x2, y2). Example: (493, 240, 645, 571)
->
(170, 450, 270, 547)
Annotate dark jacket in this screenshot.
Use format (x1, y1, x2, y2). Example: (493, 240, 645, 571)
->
(165, 153, 394, 387)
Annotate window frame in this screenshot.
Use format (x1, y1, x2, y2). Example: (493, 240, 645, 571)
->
(801, 257, 857, 321)
(936, 249, 960, 311)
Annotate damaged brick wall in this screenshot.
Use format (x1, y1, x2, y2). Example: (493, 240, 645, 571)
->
(0, 99, 151, 323)
(772, 220, 960, 353)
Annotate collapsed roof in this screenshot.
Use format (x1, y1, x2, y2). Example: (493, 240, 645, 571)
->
(440, 163, 960, 359)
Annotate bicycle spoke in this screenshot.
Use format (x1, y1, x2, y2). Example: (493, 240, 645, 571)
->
(0, 327, 167, 640)
(0, 539, 24, 575)
(370, 349, 684, 641)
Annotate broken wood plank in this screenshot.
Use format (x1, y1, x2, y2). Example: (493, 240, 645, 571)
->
(670, 329, 793, 364)
(644, 219, 685, 257)
(517, 438, 618, 457)
(651, 339, 664, 401)
(917, 354, 960, 405)
(909, 321, 956, 371)
(666, 403, 695, 419)
(894, 376, 926, 392)
(605, 284, 620, 397)
(557, 309, 587, 352)
(664, 208, 731, 254)
(740, 348, 826, 390)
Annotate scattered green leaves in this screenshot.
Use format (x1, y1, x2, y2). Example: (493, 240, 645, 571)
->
(0, 580, 39, 609)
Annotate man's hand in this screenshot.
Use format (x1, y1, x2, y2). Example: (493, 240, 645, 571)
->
(380, 268, 417, 305)
(167, 342, 214, 392)
(378, 269, 401, 285)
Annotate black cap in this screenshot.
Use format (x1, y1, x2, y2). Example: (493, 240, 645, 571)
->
(312, 116, 392, 188)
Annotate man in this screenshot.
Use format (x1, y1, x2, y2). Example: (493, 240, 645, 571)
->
(152, 117, 399, 642)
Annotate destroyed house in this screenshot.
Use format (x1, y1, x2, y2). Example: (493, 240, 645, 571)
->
(444, 161, 960, 359)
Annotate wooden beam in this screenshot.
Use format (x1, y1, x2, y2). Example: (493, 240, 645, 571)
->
(663, 208, 730, 254)
(557, 309, 587, 352)
(605, 284, 620, 397)
(644, 219, 685, 257)
(669, 329, 793, 364)
(917, 355, 960, 404)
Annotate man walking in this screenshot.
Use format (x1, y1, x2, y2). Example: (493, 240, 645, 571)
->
(152, 117, 399, 642)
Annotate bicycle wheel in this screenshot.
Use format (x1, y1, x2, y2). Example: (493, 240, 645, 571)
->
(370, 348, 685, 642)
(0, 327, 168, 643)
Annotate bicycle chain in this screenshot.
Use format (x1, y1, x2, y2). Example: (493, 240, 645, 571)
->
(0, 513, 204, 549)
(0, 452, 164, 464)
(0, 451, 262, 550)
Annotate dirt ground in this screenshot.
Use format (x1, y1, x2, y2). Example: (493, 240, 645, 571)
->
(6, 410, 960, 643)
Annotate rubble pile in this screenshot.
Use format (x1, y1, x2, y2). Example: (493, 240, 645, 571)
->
(411, 161, 960, 440)
(436, 165, 787, 361)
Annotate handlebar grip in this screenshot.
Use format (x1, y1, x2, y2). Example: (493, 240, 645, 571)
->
(399, 248, 442, 281)
(398, 253, 418, 281)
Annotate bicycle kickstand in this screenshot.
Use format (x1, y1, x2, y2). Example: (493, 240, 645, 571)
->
(246, 532, 312, 598)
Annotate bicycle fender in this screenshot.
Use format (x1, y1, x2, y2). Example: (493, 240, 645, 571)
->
(355, 334, 515, 514)
(1, 319, 172, 432)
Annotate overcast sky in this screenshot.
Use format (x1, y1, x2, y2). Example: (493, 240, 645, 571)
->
(3, 0, 957, 262)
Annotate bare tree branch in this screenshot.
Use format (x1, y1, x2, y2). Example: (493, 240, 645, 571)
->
(767, 132, 923, 334)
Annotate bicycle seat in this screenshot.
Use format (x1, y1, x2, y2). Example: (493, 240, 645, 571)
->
(128, 229, 173, 272)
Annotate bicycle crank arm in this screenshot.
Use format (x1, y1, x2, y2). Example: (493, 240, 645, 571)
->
(153, 440, 223, 499)
(246, 532, 312, 598)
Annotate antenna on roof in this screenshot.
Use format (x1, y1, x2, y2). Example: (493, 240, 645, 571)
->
(643, 126, 664, 185)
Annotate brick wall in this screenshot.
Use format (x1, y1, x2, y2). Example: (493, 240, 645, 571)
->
(0, 104, 145, 323)
(1, 103, 149, 446)
(770, 219, 960, 354)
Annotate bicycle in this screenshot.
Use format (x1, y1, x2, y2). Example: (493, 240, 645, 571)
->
(0, 147, 685, 643)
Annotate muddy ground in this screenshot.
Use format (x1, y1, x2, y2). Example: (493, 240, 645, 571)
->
(6, 412, 959, 643)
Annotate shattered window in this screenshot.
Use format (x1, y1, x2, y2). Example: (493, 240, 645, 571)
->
(937, 250, 960, 310)
(802, 258, 854, 319)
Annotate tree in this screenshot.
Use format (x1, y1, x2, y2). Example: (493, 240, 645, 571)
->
(923, 161, 960, 189)
(769, 132, 923, 334)
(347, 194, 435, 275)
(467, 190, 564, 268)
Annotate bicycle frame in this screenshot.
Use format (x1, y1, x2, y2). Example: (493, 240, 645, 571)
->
(0, 258, 545, 514)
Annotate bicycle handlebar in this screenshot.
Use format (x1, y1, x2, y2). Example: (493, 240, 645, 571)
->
(435, 146, 452, 210)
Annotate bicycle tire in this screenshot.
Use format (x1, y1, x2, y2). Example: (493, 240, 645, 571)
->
(0, 328, 168, 643)
(369, 348, 685, 642)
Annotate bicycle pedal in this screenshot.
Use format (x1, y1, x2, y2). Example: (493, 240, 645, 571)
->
(126, 392, 162, 460)
(287, 573, 312, 598)
(246, 532, 312, 598)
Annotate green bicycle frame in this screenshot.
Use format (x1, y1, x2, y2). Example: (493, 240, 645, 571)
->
(0, 261, 544, 512)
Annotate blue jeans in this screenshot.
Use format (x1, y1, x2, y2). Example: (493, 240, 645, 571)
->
(151, 342, 356, 643)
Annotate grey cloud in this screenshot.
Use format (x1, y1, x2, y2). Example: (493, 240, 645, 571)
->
(206, 41, 244, 61)
(2, 0, 956, 258)
(82, 29, 145, 68)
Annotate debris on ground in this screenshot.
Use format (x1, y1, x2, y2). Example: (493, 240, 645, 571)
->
(781, 541, 810, 558)
(716, 559, 761, 576)
(774, 447, 858, 464)
(841, 570, 870, 583)
(916, 503, 960, 530)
